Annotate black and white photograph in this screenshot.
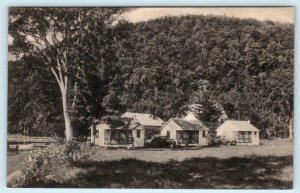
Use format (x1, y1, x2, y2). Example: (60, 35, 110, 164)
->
(7, 7, 294, 188)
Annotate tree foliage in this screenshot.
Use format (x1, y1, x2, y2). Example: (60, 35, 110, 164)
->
(109, 15, 294, 138)
(8, 12, 294, 139)
(8, 8, 129, 139)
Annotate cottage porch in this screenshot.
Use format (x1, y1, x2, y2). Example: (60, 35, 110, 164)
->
(176, 130, 200, 144)
(232, 131, 258, 143)
(104, 129, 134, 145)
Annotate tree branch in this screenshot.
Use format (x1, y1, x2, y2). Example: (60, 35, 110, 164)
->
(50, 66, 62, 90)
(61, 49, 68, 72)
(56, 56, 65, 90)
(64, 75, 68, 91)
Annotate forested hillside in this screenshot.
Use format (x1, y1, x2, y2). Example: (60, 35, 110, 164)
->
(8, 12, 294, 139)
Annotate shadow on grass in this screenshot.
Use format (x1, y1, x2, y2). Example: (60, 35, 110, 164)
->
(43, 155, 293, 189)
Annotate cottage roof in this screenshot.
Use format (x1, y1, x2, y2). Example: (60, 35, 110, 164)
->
(217, 120, 259, 132)
(114, 124, 143, 130)
(121, 112, 164, 127)
(172, 118, 209, 131)
(97, 123, 143, 130)
(183, 111, 199, 121)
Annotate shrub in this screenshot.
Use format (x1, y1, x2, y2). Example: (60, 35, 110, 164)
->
(17, 141, 96, 187)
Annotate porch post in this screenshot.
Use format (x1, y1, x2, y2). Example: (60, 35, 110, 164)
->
(91, 124, 95, 144)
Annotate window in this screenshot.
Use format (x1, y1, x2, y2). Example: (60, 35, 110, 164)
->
(106, 130, 133, 145)
(237, 131, 252, 143)
(202, 131, 206, 138)
(95, 130, 99, 138)
(111, 130, 116, 139)
(176, 131, 183, 140)
(167, 131, 170, 138)
(254, 131, 257, 135)
(137, 130, 140, 138)
(192, 131, 199, 143)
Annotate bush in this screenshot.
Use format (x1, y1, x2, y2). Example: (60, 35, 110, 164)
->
(17, 141, 96, 187)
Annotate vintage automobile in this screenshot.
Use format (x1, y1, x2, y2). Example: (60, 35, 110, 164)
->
(209, 136, 237, 146)
(146, 136, 180, 148)
(167, 139, 180, 148)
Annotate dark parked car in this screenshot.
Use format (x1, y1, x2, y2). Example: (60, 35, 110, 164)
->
(146, 136, 180, 148)
(167, 139, 180, 148)
(209, 136, 237, 146)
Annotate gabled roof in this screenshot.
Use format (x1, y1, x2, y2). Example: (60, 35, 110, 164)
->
(171, 118, 209, 131)
(121, 112, 164, 127)
(114, 124, 143, 130)
(97, 123, 143, 130)
(183, 111, 199, 121)
(217, 120, 259, 132)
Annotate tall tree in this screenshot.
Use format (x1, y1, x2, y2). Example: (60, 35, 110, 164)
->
(9, 8, 128, 141)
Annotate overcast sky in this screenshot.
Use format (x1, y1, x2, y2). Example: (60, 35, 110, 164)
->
(123, 7, 294, 24)
(8, 7, 294, 49)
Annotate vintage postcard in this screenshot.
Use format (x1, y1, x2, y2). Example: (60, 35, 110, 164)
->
(7, 7, 294, 188)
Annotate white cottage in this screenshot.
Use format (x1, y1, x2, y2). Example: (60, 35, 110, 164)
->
(121, 112, 165, 141)
(90, 123, 145, 147)
(90, 112, 164, 147)
(160, 112, 209, 146)
(216, 120, 260, 145)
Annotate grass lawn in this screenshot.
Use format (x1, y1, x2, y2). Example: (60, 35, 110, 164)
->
(90, 140, 293, 163)
(8, 140, 293, 189)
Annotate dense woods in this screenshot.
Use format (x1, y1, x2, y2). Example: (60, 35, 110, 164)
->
(8, 8, 294, 139)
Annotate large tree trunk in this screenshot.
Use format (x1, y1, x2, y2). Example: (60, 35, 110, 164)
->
(62, 88, 73, 142)
(51, 54, 74, 142)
